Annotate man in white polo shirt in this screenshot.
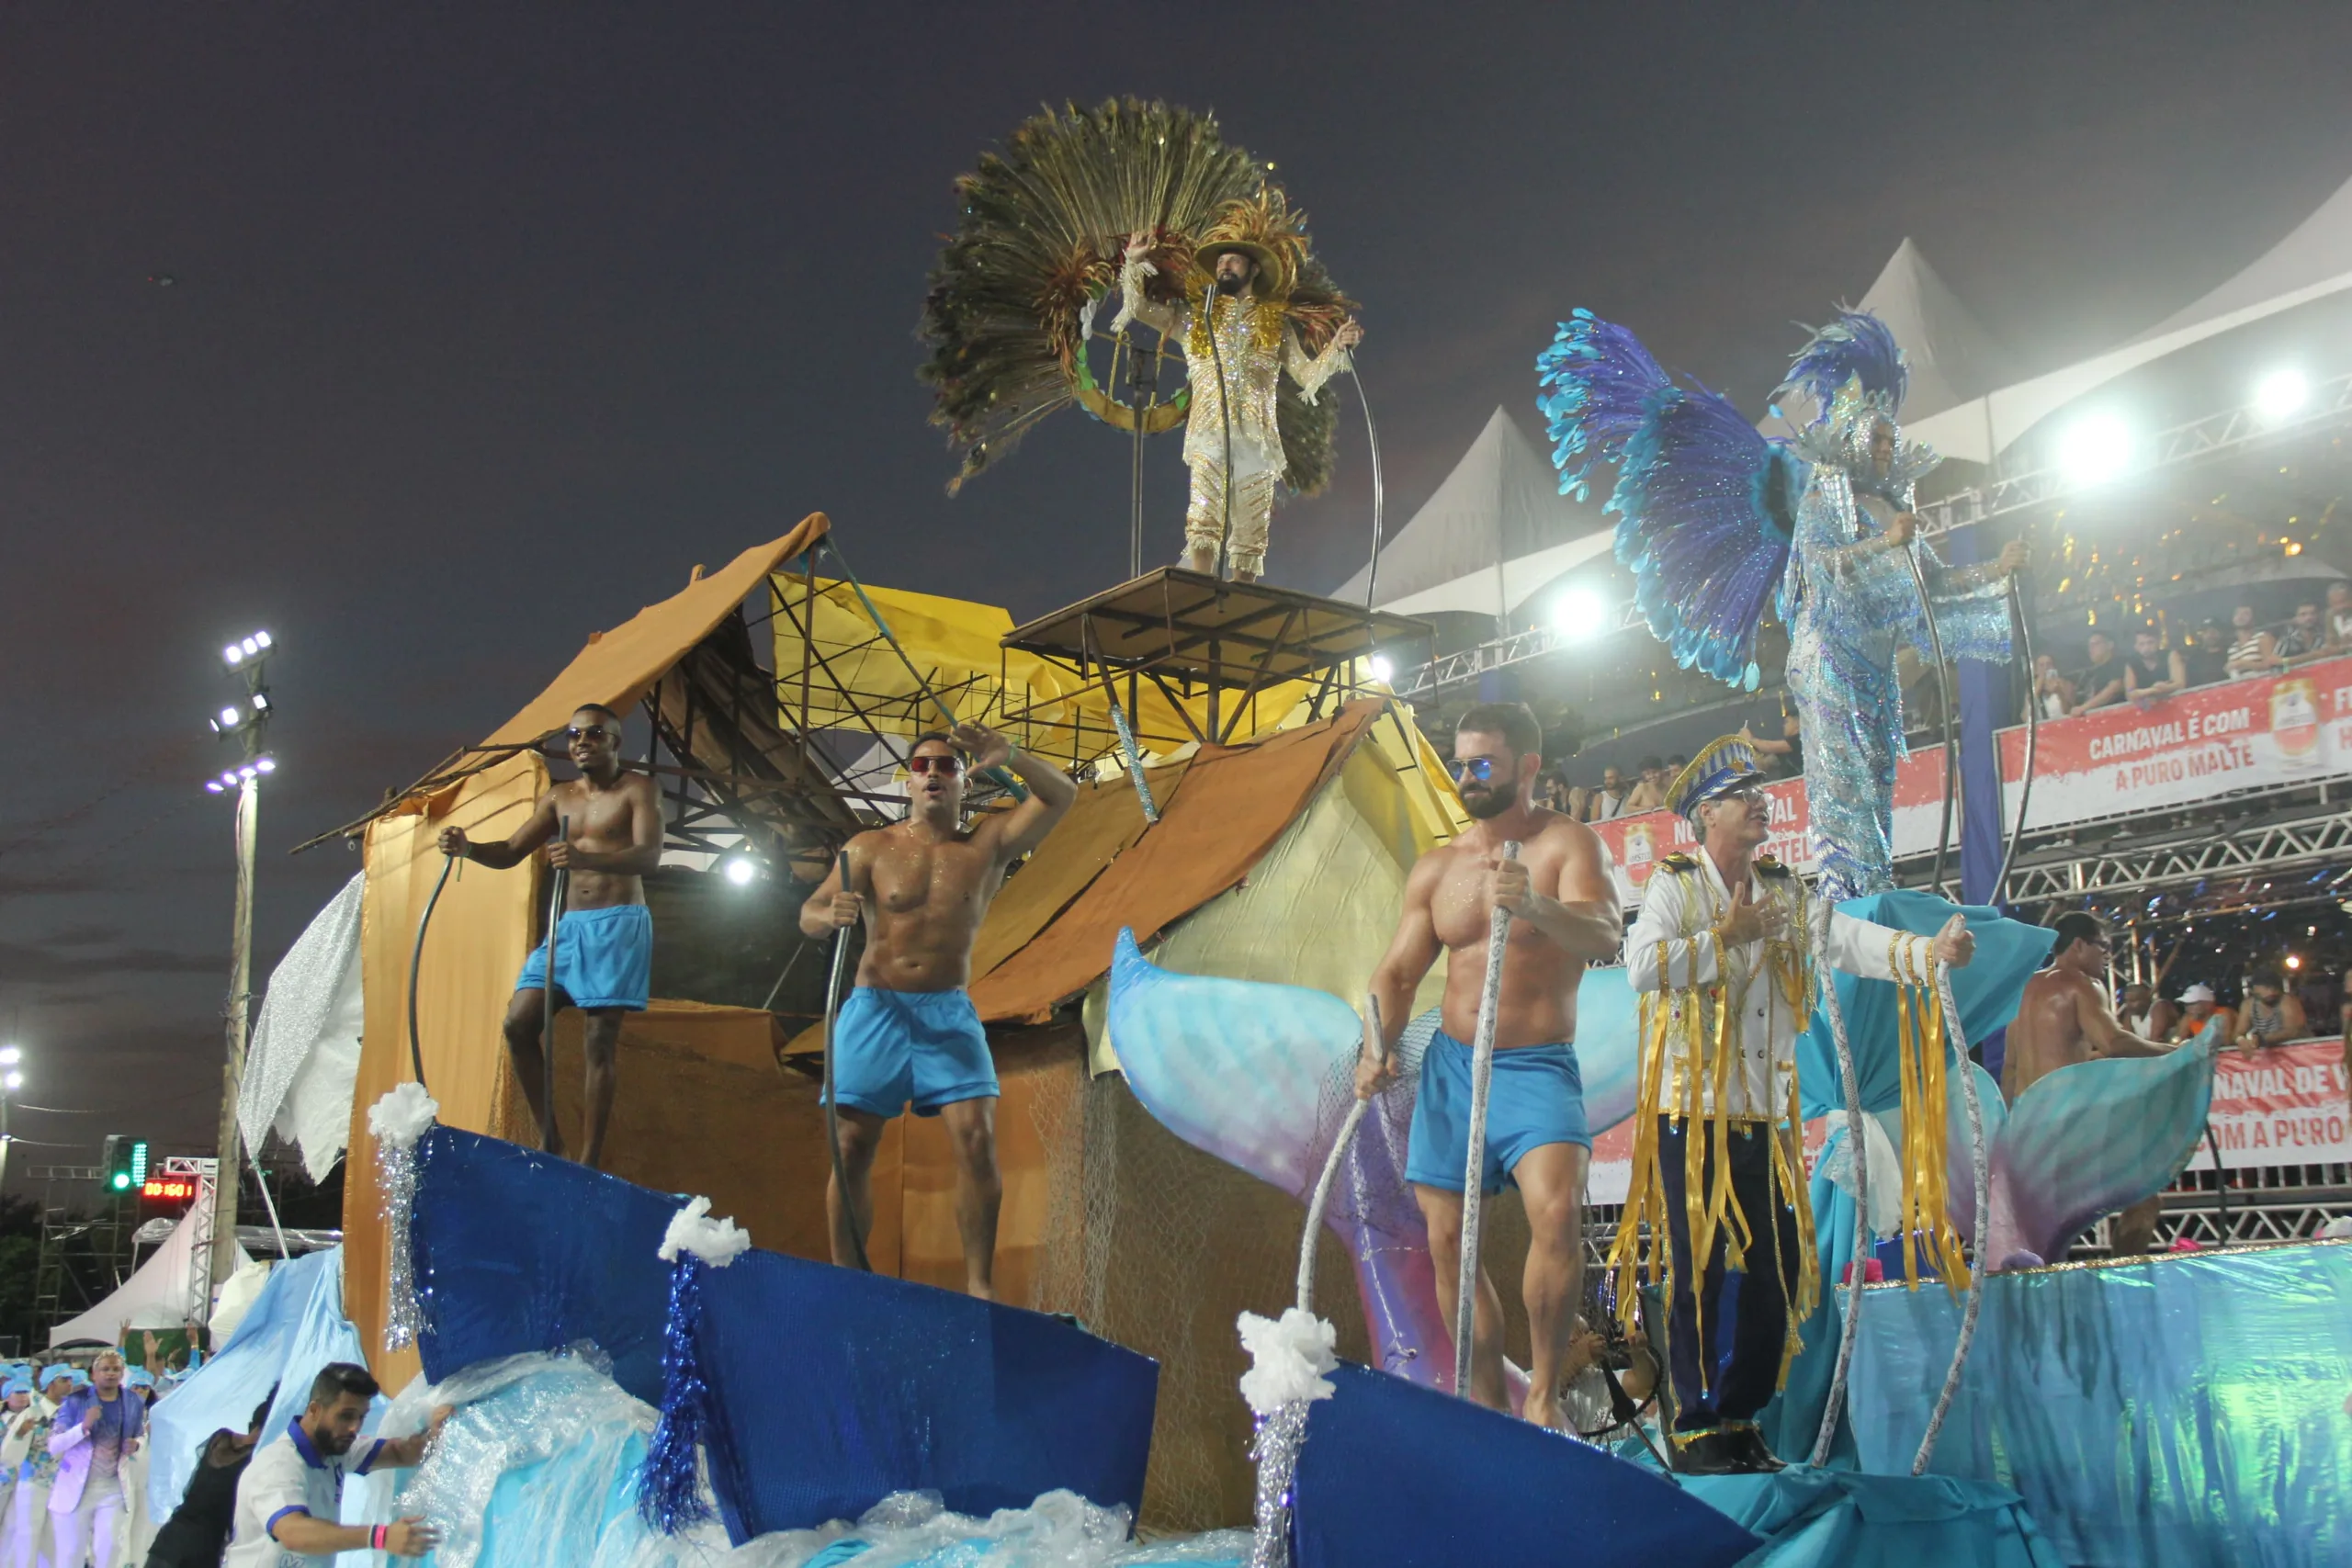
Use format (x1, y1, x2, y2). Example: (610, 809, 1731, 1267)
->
(225, 1363, 447, 1565)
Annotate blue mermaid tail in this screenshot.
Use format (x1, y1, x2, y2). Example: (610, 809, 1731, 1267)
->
(1105, 931, 1642, 1393)
(1983, 1022, 2222, 1270)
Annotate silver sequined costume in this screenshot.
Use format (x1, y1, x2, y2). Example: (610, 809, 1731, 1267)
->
(1780, 423, 2010, 900)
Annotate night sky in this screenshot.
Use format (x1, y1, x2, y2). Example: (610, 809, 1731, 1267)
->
(5, 6, 2350, 1169)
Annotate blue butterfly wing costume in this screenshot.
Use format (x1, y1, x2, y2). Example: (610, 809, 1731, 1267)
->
(1539, 308, 2011, 900)
(1538, 310, 1793, 694)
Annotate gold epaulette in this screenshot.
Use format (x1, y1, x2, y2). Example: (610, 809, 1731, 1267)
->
(1658, 852, 1700, 874)
(1754, 855, 1793, 878)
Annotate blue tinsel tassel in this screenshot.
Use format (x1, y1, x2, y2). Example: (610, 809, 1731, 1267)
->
(639, 1255, 715, 1532)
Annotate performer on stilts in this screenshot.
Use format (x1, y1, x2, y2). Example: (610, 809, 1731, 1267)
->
(1355, 703, 1621, 1427)
(1111, 190, 1362, 581)
(1538, 309, 2024, 898)
(1620, 736, 1977, 1472)
(797, 724, 1075, 1299)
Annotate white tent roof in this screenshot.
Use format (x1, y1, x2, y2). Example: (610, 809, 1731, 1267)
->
(1772, 238, 2015, 432)
(238, 874, 365, 1184)
(49, 1207, 251, 1348)
(1333, 407, 1611, 617)
(1908, 169, 2352, 462)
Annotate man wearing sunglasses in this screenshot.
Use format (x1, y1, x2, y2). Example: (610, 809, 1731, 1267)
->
(799, 723, 1075, 1298)
(1356, 702, 1623, 1431)
(439, 702, 663, 1168)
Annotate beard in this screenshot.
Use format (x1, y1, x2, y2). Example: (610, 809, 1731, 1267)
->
(1459, 784, 1515, 820)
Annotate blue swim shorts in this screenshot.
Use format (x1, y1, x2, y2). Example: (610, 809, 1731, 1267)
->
(514, 904, 652, 1012)
(1405, 1030, 1590, 1196)
(824, 987, 1000, 1119)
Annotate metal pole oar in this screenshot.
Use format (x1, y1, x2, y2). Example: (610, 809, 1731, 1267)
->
(407, 852, 457, 1090)
(823, 850, 872, 1273)
(1994, 573, 2041, 905)
(1453, 840, 1520, 1401)
(1900, 548, 1959, 899)
(539, 817, 569, 1154)
(1297, 996, 1383, 1314)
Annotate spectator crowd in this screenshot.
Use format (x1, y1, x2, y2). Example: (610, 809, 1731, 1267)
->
(1545, 584, 2352, 818)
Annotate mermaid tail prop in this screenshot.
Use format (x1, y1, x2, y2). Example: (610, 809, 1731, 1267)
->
(1106, 930, 1641, 1392)
(1983, 1021, 2222, 1270)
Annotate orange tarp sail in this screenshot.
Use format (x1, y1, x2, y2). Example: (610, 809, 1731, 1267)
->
(967, 702, 1383, 1022)
(345, 753, 546, 1380)
(489, 514, 830, 748)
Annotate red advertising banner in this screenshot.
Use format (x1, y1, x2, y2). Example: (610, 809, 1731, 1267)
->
(1588, 657, 2352, 907)
(1996, 654, 2352, 830)
(1589, 749, 1945, 905)
(2185, 1038, 2352, 1171)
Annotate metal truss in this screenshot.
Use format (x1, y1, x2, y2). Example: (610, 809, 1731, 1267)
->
(1397, 369, 2352, 697)
(1915, 366, 2352, 538)
(1997, 800, 2352, 903)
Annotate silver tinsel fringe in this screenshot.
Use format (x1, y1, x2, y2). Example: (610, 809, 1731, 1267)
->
(1247, 1401, 1311, 1568)
(378, 1136, 424, 1354)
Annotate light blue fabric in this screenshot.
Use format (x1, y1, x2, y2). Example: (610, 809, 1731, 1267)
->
(144, 1247, 378, 1540)
(1760, 893, 2049, 1461)
(514, 903, 652, 1011)
(1683, 1468, 2060, 1565)
(1848, 1241, 2352, 1567)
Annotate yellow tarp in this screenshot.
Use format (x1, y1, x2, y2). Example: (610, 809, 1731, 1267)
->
(770, 572, 1317, 770)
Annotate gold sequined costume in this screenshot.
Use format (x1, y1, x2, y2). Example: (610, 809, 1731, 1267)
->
(1112, 196, 1352, 578)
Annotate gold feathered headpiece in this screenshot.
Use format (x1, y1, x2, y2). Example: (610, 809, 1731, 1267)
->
(1190, 186, 1311, 300)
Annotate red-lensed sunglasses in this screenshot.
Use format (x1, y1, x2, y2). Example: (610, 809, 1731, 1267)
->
(908, 754, 965, 775)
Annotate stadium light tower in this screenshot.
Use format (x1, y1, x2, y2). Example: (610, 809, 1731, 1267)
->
(0, 1045, 20, 1196)
(204, 630, 276, 1300)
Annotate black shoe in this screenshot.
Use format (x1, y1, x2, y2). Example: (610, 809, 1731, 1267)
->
(1669, 1429, 1741, 1475)
(1729, 1427, 1785, 1472)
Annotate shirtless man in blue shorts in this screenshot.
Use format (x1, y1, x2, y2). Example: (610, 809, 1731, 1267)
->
(441, 703, 663, 1169)
(799, 724, 1076, 1298)
(1357, 702, 1622, 1427)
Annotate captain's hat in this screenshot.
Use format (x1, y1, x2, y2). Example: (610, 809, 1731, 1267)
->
(1667, 735, 1770, 820)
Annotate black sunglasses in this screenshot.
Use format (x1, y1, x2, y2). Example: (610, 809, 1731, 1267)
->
(564, 724, 615, 744)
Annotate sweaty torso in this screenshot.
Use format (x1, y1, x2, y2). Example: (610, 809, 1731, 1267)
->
(553, 773, 657, 911)
(2004, 969, 2095, 1100)
(1428, 813, 1595, 1050)
(852, 821, 1007, 991)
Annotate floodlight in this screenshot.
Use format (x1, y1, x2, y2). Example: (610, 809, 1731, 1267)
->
(2057, 415, 2133, 484)
(1367, 655, 1395, 683)
(241, 636, 260, 657)
(220, 771, 239, 787)
(205, 780, 225, 794)
(253, 630, 272, 649)
(2255, 368, 2309, 422)
(3, 1072, 20, 1093)
(218, 706, 242, 729)
(255, 756, 276, 773)
(2286, 953, 2303, 971)
(0, 1046, 19, 1067)
(238, 765, 257, 781)
(723, 857, 757, 886)
(252, 693, 269, 712)
(222, 645, 244, 667)
(1550, 586, 1609, 641)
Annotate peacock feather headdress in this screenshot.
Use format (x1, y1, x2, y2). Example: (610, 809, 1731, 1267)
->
(917, 98, 1351, 495)
(1774, 310, 1938, 483)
